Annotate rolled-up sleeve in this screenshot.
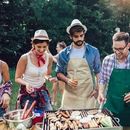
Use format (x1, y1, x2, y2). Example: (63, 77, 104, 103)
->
(93, 49, 101, 74)
(99, 55, 114, 86)
(55, 52, 67, 76)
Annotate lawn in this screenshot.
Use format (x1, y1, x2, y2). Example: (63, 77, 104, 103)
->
(9, 67, 62, 110)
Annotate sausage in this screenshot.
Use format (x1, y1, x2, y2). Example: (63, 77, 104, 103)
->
(65, 110, 70, 117)
(72, 120, 78, 130)
(60, 111, 69, 118)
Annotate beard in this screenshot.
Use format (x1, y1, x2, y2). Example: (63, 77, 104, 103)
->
(74, 40, 84, 46)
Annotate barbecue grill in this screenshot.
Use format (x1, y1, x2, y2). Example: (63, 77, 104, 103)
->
(43, 108, 123, 130)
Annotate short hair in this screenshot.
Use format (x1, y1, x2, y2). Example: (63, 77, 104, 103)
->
(57, 41, 66, 49)
(112, 32, 129, 45)
(69, 25, 85, 36)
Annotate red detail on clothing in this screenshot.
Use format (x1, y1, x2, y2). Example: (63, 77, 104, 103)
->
(33, 51, 45, 67)
(33, 114, 44, 125)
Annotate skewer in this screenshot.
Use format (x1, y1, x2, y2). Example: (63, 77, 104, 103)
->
(21, 100, 29, 120)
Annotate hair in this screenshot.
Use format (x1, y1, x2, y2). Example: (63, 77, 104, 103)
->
(31, 39, 49, 45)
(57, 41, 67, 49)
(69, 25, 85, 36)
(112, 32, 129, 45)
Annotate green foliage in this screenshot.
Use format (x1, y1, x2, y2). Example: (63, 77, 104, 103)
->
(0, 0, 130, 65)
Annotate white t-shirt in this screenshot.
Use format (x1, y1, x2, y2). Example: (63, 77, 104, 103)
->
(69, 46, 85, 59)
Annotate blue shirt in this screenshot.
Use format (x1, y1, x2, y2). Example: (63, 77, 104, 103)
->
(56, 43, 101, 76)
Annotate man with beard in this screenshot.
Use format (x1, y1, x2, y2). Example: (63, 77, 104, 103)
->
(56, 19, 101, 109)
(98, 32, 130, 129)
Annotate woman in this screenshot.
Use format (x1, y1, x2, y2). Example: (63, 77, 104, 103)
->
(52, 41, 66, 106)
(0, 60, 12, 117)
(15, 29, 56, 112)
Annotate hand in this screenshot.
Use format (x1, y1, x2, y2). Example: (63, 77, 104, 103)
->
(124, 92, 130, 103)
(97, 92, 106, 104)
(88, 89, 98, 98)
(26, 83, 34, 94)
(0, 93, 10, 108)
(49, 77, 57, 83)
(67, 79, 78, 88)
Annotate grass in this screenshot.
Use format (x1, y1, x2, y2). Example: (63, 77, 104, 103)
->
(9, 67, 62, 110)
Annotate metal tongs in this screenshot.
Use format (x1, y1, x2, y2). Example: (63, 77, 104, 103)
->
(98, 101, 104, 113)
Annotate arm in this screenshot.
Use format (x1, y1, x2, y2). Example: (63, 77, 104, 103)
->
(2, 61, 10, 83)
(15, 54, 28, 86)
(15, 54, 34, 93)
(44, 54, 57, 82)
(89, 48, 101, 98)
(97, 58, 108, 104)
(1, 61, 12, 108)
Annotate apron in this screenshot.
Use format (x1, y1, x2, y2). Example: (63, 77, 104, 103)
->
(61, 58, 97, 109)
(104, 67, 130, 126)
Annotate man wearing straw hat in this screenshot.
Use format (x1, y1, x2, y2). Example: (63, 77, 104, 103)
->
(56, 19, 101, 109)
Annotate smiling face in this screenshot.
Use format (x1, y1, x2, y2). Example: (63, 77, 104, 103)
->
(112, 32, 130, 61)
(33, 41, 48, 55)
(112, 40, 129, 61)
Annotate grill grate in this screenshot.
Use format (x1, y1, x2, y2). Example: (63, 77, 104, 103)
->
(43, 108, 122, 130)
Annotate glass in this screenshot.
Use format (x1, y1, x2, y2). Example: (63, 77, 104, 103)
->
(112, 44, 127, 52)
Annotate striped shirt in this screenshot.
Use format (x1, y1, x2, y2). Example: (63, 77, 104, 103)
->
(99, 53, 130, 86)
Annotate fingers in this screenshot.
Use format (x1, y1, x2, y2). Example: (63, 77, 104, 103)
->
(49, 77, 58, 83)
(1, 94, 10, 108)
(89, 89, 98, 98)
(97, 93, 106, 104)
(67, 79, 78, 88)
(26, 84, 34, 94)
(124, 93, 130, 103)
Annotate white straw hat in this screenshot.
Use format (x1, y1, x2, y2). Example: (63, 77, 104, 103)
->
(32, 29, 51, 41)
(66, 19, 87, 34)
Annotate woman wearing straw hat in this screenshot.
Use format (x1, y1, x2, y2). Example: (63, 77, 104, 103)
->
(56, 19, 101, 109)
(15, 29, 56, 112)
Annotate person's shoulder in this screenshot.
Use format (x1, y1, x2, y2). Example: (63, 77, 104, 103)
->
(104, 53, 114, 60)
(103, 54, 115, 63)
(86, 43, 99, 52)
(46, 52, 53, 60)
(0, 60, 9, 72)
(19, 52, 29, 61)
(59, 45, 70, 55)
(0, 60, 8, 68)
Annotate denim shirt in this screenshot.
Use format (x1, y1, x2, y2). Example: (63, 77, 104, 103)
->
(56, 42, 101, 76)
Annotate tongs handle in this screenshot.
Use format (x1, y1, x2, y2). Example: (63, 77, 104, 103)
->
(98, 101, 104, 113)
(21, 100, 29, 120)
(23, 100, 36, 119)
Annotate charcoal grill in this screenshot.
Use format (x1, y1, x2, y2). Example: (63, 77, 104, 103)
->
(43, 108, 123, 130)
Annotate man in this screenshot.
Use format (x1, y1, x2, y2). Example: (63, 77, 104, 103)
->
(56, 19, 101, 109)
(98, 32, 130, 129)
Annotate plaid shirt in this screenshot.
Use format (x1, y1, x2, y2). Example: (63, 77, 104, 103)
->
(99, 53, 130, 86)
